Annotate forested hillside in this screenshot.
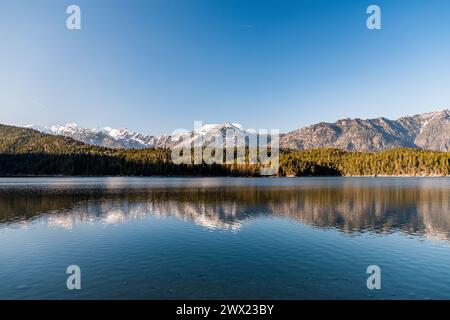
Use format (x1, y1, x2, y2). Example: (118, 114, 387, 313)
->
(0, 124, 449, 176)
(0, 124, 86, 153)
(279, 148, 450, 176)
(0, 124, 250, 176)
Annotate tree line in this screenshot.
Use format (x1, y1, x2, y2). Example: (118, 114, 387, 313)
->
(279, 148, 450, 176)
(0, 124, 448, 176)
(0, 147, 448, 176)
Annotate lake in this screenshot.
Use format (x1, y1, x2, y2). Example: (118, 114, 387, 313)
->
(0, 177, 449, 299)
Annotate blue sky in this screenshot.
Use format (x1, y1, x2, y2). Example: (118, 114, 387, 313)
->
(1, 0, 450, 135)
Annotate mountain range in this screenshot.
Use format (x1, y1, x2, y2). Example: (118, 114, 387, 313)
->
(281, 109, 450, 152)
(27, 122, 257, 149)
(27, 109, 450, 152)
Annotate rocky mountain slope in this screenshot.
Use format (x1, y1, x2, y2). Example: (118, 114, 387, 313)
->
(27, 109, 450, 152)
(28, 122, 256, 149)
(280, 109, 450, 152)
(27, 123, 159, 149)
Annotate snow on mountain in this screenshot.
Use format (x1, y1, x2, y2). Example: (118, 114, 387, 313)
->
(27, 123, 158, 149)
(26, 109, 450, 152)
(173, 122, 259, 148)
(26, 122, 260, 150)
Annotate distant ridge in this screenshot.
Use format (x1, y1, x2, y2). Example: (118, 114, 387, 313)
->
(27, 122, 255, 150)
(27, 109, 450, 152)
(280, 109, 450, 152)
(26, 123, 159, 149)
(0, 123, 449, 177)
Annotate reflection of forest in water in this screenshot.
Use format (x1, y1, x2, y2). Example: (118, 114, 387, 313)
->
(1, 184, 449, 240)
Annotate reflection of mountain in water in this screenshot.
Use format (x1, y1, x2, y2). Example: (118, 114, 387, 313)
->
(0, 183, 449, 240)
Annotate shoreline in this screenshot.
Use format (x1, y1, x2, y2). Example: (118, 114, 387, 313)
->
(0, 175, 448, 178)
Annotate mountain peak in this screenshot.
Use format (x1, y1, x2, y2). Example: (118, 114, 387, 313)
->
(26, 110, 450, 152)
(281, 109, 450, 152)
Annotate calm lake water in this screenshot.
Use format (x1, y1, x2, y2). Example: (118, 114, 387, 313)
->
(0, 177, 450, 300)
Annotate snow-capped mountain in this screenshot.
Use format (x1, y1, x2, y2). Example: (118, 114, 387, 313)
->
(26, 109, 450, 151)
(170, 122, 261, 148)
(27, 123, 159, 149)
(27, 122, 258, 149)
